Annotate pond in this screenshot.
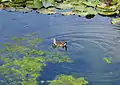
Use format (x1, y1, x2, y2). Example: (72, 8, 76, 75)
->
(0, 10, 120, 85)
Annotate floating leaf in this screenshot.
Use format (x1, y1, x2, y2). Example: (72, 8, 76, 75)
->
(96, 4, 117, 11)
(43, 1, 54, 8)
(15, 7, 32, 13)
(73, 3, 86, 11)
(36, 8, 56, 14)
(98, 10, 119, 15)
(34, 0, 43, 9)
(83, 0, 99, 7)
(111, 18, 120, 24)
(47, 0, 56, 5)
(1, 0, 11, 2)
(103, 57, 112, 64)
(60, 11, 75, 16)
(56, 3, 73, 9)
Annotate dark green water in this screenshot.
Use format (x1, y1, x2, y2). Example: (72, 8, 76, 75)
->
(0, 10, 120, 85)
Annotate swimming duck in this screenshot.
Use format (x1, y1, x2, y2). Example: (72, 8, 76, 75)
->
(52, 38, 67, 51)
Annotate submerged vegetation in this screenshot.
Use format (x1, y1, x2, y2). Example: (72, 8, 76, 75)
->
(49, 74, 88, 85)
(0, 33, 88, 85)
(103, 57, 112, 64)
(0, 0, 120, 24)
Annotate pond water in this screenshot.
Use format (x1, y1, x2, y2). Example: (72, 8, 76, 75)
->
(0, 10, 120, 85)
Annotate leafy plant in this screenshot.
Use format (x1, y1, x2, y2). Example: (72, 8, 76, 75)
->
(49, 74, 88, 85)
(103, 57, 112, 64)
(0, 0, 120, 24)
(0, 33, 72, 85)
(111, 17, 120, 24)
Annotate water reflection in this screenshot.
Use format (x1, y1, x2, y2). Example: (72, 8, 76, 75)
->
(0, 11, 120, 85)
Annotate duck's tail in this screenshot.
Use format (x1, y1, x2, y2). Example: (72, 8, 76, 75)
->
(63, 42, 67, 51)
(64, 45, 67, 51)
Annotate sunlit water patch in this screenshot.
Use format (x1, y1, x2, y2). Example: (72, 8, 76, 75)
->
(0, 11, 120, 85)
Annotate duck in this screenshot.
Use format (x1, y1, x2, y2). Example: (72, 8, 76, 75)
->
(52, 38, 67, 51)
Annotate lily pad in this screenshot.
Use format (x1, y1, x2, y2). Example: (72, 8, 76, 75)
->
(47, 0, 56, 5)
(98, 10, 119, 15)
(60, 11, 75, 16)
(33, 0, 43, 9)
(82, 0, 100, 7)
(56, 3, 73, 9)
(36, 8, 56, 14)
(73, 3, 86, 11)
(111, 18, 120, 24)
(26, 1, 34, 8)
(96, 4, 117, 12)
(15, 7, 32, 13)
(1, 0, 12, 2)
(43, 1, 54, 8)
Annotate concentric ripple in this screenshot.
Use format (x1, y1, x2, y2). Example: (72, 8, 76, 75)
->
(44, 15, 120, 85)
(47, 31, 120, 85)
(1, 11, 120, 85)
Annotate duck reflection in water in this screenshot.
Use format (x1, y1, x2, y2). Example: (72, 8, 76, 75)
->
(52, 38, 67, 51)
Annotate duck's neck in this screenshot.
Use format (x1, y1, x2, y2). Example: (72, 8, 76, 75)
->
(53, 38, 56, 44)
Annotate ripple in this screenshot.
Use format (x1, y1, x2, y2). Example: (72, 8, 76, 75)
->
(48, 31, 118, 52)
(47, 30, 120, 85)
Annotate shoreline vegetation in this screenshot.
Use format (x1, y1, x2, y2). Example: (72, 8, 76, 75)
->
(0, 0, 120, 24)
(0, 33, 88, 85)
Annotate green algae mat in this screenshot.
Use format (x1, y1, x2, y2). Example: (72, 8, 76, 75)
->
(0, 33, 88, 85)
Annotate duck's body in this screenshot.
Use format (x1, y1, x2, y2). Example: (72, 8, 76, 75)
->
(52, 38, 67, 50)
(53, 38, 67, 47)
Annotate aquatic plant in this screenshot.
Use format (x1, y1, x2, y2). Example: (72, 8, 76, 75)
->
(0, 0, 120, 24)
(111, 17, 120, 24)
(0, 33, 72, 85)
(49, 74, 88, 85)
(103, 57, 112, 64)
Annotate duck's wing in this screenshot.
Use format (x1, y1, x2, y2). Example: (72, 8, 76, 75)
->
(56, 41, 64, 45)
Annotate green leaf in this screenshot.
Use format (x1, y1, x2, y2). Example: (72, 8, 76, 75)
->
(96, 4, 117, 12)
(98, 10, 119, 15)
(36, 8, 56, 14)
(15, 7, 32, 13)
(47, 0, 56, 5)
(60, 11, 75, 16)
(103, 57, 112, 64)
(111, 18, 120, 24)
(56, 3, 73, 9)
(34, 0, 43, 9)
(1, 0, 10, 2)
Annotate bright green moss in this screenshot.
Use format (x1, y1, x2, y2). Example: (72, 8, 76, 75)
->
(0, 32, 72, 85)
(49, 74, 88, 85)
(103, 57, 112, 64)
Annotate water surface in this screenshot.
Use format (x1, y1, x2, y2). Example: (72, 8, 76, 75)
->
(0, 10, 120, 85)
